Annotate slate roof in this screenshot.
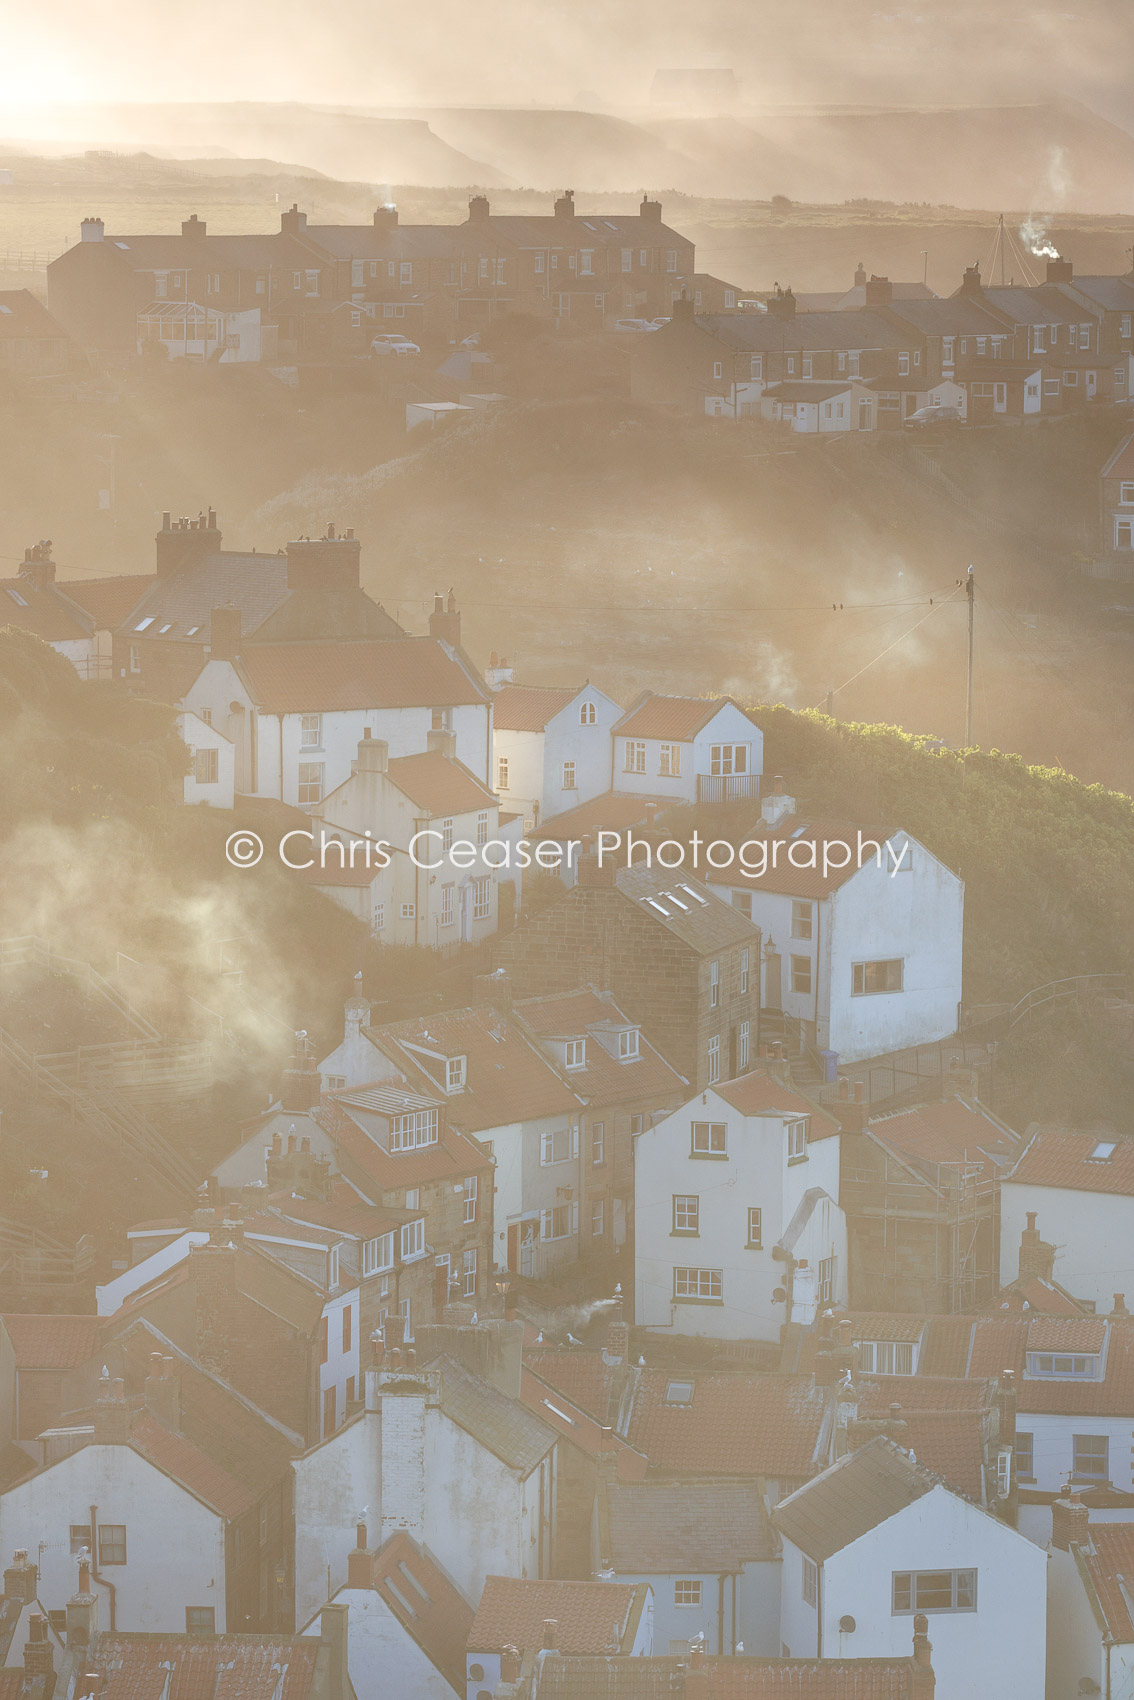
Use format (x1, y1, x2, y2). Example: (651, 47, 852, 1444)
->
(470, 1576, 642, 1655)
(614, 867, 760, 954)
(236, 637, 487, 712)
(0, 580, 91, 642)
(493, 683, 585, 732)
(773, 1437, 940, 1561)
(979, 284, 1085, 325)
(763, 381, 863, 402)
(515, 987, 688, 1104)
(385, 750, 496, 815)
(435, 1356, 555, 1472)
(321, 1099, 490, 1195)
(602, 1478, 774, 1572)
(79, 1633, 322, 1700)
(613, 693, 744, 741)
(0, 289, 69, 340)
(1063, 276, 1134, 311)
(885, 297, 1009, 335)
(118, 553, 288, 641)
(1, 1314, 103, 1368)
(715, 1071, 839, 1139)
(1004, 1129, 1134, 1196)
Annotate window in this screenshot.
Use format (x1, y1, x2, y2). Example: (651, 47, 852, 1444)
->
(674, 1267, 722, 1301)
(562, 761, 577, 790)
(659, 742, 681, 776)
(497, 756, 510, 788)
(462, 1247, 477, 1297)
(674, 1580, 702, 1607)
(300, 713, 322, 748)
(580, 251, 593, 276)
(592, 1199, 604, 1237)
(398, 1296, 412, 1340)
(1065, 369, 1079, 386)
(342, 1306, 352, 1352)
(323, 1386, 336, 1435)
(852, 959, 903, 995)
(802, 1558, 818, 1607)
(858, 1340, 915, 1375)
(791, 900, 813, 939)
(535, 254, 545, 273)
(441, 883, 455, 927)
(818, 1256, 836, 1303)
(1120, 482, 1134, 506)
(1015, 1431, 1035, 1482)
(447, 1055, 467, 1090)
(802, 356, 813, 378)
(372, 901, 385, 933)
(713, 361, 723, 380)
(709, 960, 720, 1008)
(691, 1121, 726, 1156)
(790, 955, 812, 996)
(473, 878, 492, 921)
(1071, 1434, 1110, 1480)
(405, 1188, 419, 1210)
(1116, 519, 1134, 549)
(391, 1108, 439, 1150)
(747, 1206, 763, 1247)
(618, 1028, 639, 1060)
(579, 699, 597, 724)
(738, 1019, 750, 1072)
(710, 744, 747, 776)
(624, 741, 646, 774)
(787, 1118, 808, 1160)
(541, 1203, 578, 1240)
(399, 262, 412, 285)
(462, 1173, 478, 1223)
(942, 336, 954, 363)
(199, 707, 212, 726)
(98, 1525, 127, 1566)
(565, 1039, 586, 1070)
(630, 1114, 645, 1136)
(1028, 1352, 1099, 1379)
(541, 1125, 578, 1165)
(1123, 316, 1131, 339)
(362, 1232, 394, 1275)
(898, 353, 910, 376)
(622, 249, 633, 272)
(751, 355, 763, 380)
(673, 1194, 700, 1234)
(328, 1245, 340, 1288)
(740, 947, 750, 995)
(666, 251, 678, 272)
(298, 762, 324, 806)
(186, 1608, 215, 1635)
(476, 811, 489, 847)
(401, 1219, 425, 1261)
(128, 644, 141, 674)
(441, 818, 454, 853)
(70, 1524, 91, 1555)
(665, 1379, 694, 1404)
(592, 1122, 605, 1164)
(707, 1034, 721, 1084)
(194, 748, 218, 785)
(893, 1570, 976, 1614)
(431, 707, 453, 732)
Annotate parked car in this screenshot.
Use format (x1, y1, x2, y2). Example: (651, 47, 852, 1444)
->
(370, 333, 420, 357)
(611, 317, 659, 333)
(904, 404, 963, 428)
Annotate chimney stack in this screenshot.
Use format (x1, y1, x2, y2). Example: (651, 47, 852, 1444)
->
(604, 1303, 629, 1365)
(281, 203, 308, 237)
(639, 195, 662, 224)
(285, 531, 362, 592)
(468, 195, 491, 223)
(182, 214, 207, 240)
(1018, 1213, 1056, 1284)
(854, 262, 867, 287)
(208, 604, 242, 662)
(372, 204, 398, 234)
(1113, 1293, 1130, 1319)
(500, 1648, 522, 1682)
(960, 263, 982, 296)
(541, 1619, 559, 1652)
(19, 540, 56, 590)
(864, 274, 893, 307)
(428, 590, 461, 648)
(553, 190, 575, 220)
(1051, 1487, 1091, 1551)
(281, 1032, 321, 1112)
(765, 285, 797, 321)
(155, 509, 221, 577)
(4, 1550, 38, 1601)
(1046, 255, 1073, 284)
(319, 1602, 349, 1700)
(81, 218, 105, 243)
(190, 1241, 239, 1379)
(910, 1615, 933, 1699)
(93, 1377, 131, 1445)
(144, 1352, 181, 1429)
(426, 728, 457, 760)
(23, 1615, 54, 1684)
(355, 736, 389, 774)
(67, 1557, 99, 1650)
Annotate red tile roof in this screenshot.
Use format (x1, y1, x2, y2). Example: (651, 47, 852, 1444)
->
(470, 1576, 641, 1655)
(520, 1365, 648, 1480)
(515, 988, 687, 1106)
(128, 1411, 256, 1519)
(82, 1633, 322, 1700)
(983, 1275, 1088, 1318)
(385, 750, 496, 815)
(1004, 1130, 1134, 1197)
(0, 582, 91, 642)
(867, 1097, 1019, 1174)
(492, 684, 583, 732)
(1083, 1524, 1134, 1641)
(715, 1071, 839, 1139)
(236, 637, 487, 713)
(614, 694, 744, 741)
(624, 1372, 827, 1478)
(1026, 1315, 1107, 1353)
(1, 1314, 103, 1368)
(321, 1101, 490, 1193)
(61, 574, 155, 628)
(368, 1529, 474, 1688)
(856, 1374, 993, 1415)
(535, 790, 675, 844)
(893, 1410, 987, 1499)
(686, 1657, 922, 1699)
(524, 1349, 619, 1422)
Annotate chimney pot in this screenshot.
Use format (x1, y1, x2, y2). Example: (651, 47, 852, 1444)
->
(541, 1618, 558, 1651)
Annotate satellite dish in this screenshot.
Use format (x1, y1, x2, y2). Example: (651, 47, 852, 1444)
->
(772, 1287, 787, 1304)
(839, 1616, 856, 1634)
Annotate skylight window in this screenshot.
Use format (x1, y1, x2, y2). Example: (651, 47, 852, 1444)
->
(185, 625, 200, 636)
(678, 883, 709, 907)
(4, 587, 27, 606)
(665, 1379, 694, 1404)
(646, 898, 671, 917)
(0, 304, 11, 315)
(1091, 1141, 1117, 1161)
(663, 890, 690, 911)
(158, 622, 173, 634)
(134, 617, 155, 631)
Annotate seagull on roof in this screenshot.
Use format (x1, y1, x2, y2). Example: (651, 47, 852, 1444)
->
(534, 1331, 544, 1344)
(637, 1356, 646, 1367)
(567, 1332, 581, 1346)
(471, 1311, 478, 1324)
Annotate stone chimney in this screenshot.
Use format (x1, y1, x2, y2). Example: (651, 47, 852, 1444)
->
(484, 652, 515, 691)
(93, 1377, 132, 1445)
(19, 541, 56, 590)
(468, 195, 491, 223)
(1047, 255, 1073, 284)
(378, 1381, 428, 1543)
(345, 994, 371, 1036)
(639, 195, 662, 223)
(426, 728, 457, 760)
(155, 510, 221, 577)
(319, 1602, 349, 1700)
(576, 849, 617, 888)
(143, 1352, 181, 1429)
(81, 218, 105, 243)
(281, 1032, 321, 1112)
(500, 1647, 522, 1682)
(208, 604, 241, 661)
(541, 1619, 559, 1651)
(865, 274, 893, 307)
(959, 263, 983, 297)
(766, 285, 797, 321)
(265, 1128, 332, 1200)
(1018, 1213, 1056, 1283)
(281, 203, 308, 237)
(854, 262, 867, 287)
(1112, 1293, 1130, 1319)
(554, 190, 575, 220)
(910, 1615, 934, 1700)
(66, 1558, 99, 1650)
(285, 528, 362, 592)
(373, 205, 398, 234)
(190, 1242, 239, 1379)
(603, 1302, 629, 1365)
(23, 1615, 54, 1684)
(428, 590, 461, 648)
(355, 736, 389, 774)
(4, 1550, 38, 1601)
(182, 214, 207, 240)
(760, 776, 796, 828)
(1051, 1487, 1091, 1551)
(346, 1521, 377, 1588)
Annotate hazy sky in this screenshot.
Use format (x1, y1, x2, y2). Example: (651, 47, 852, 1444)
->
(4, 0, 1134, 121)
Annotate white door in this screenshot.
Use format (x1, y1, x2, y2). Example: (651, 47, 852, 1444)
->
(994, 383, 1007, 413)
(520, 1222, 538, 1278)
(459, 883, 473, 943)
(1087, 370, 1098, 399)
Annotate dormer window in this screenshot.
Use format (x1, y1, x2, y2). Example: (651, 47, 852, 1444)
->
(858, 1339, 916, 1375)
(1027, 1353, 1100, 1380)
(446, 1055, 466, 1091)
(565, 1039, 587, 1070)
(390, 1108, 438, 1150)
(618, 1028, 639, 1061)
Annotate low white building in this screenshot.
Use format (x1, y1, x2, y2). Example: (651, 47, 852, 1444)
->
(999, 1131, 1134, 1311)
(774, 1436, 1047, 1700)
(634, 1068, 846, 1344)
(760, 377, 879, 432)
(491, 681, 623, 830)
(178, 709, 235, 807)
(292, 1352, 557, 1628)
(710, 793, 964, 1066)
(611, 694, 762, 806)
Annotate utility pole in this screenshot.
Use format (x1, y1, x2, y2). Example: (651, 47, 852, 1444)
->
(965, 565, 976, 747)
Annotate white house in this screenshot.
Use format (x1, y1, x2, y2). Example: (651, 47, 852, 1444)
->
(292, 1352, 557, 1629)
(178, 635, 492, 805)
(999, 1131, 1134, 1311)
(610, 695, 762, 806)
(597, 1479, 777, 1656)
(773, 1436, 1047, 1700)
(1046, 1492, 1134, 1700)
(177, 709, 235, 807)
(634, 1068, 846, 1344)
(760, 378, 879, 433)
(710, 793, 964, 1066)
(490, 682, 624, 829)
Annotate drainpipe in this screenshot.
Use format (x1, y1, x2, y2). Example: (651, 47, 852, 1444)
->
(88, 1509, 116, 1625)
(816, 1561, 822, 1658)
(717, 1572, 725, 1654)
